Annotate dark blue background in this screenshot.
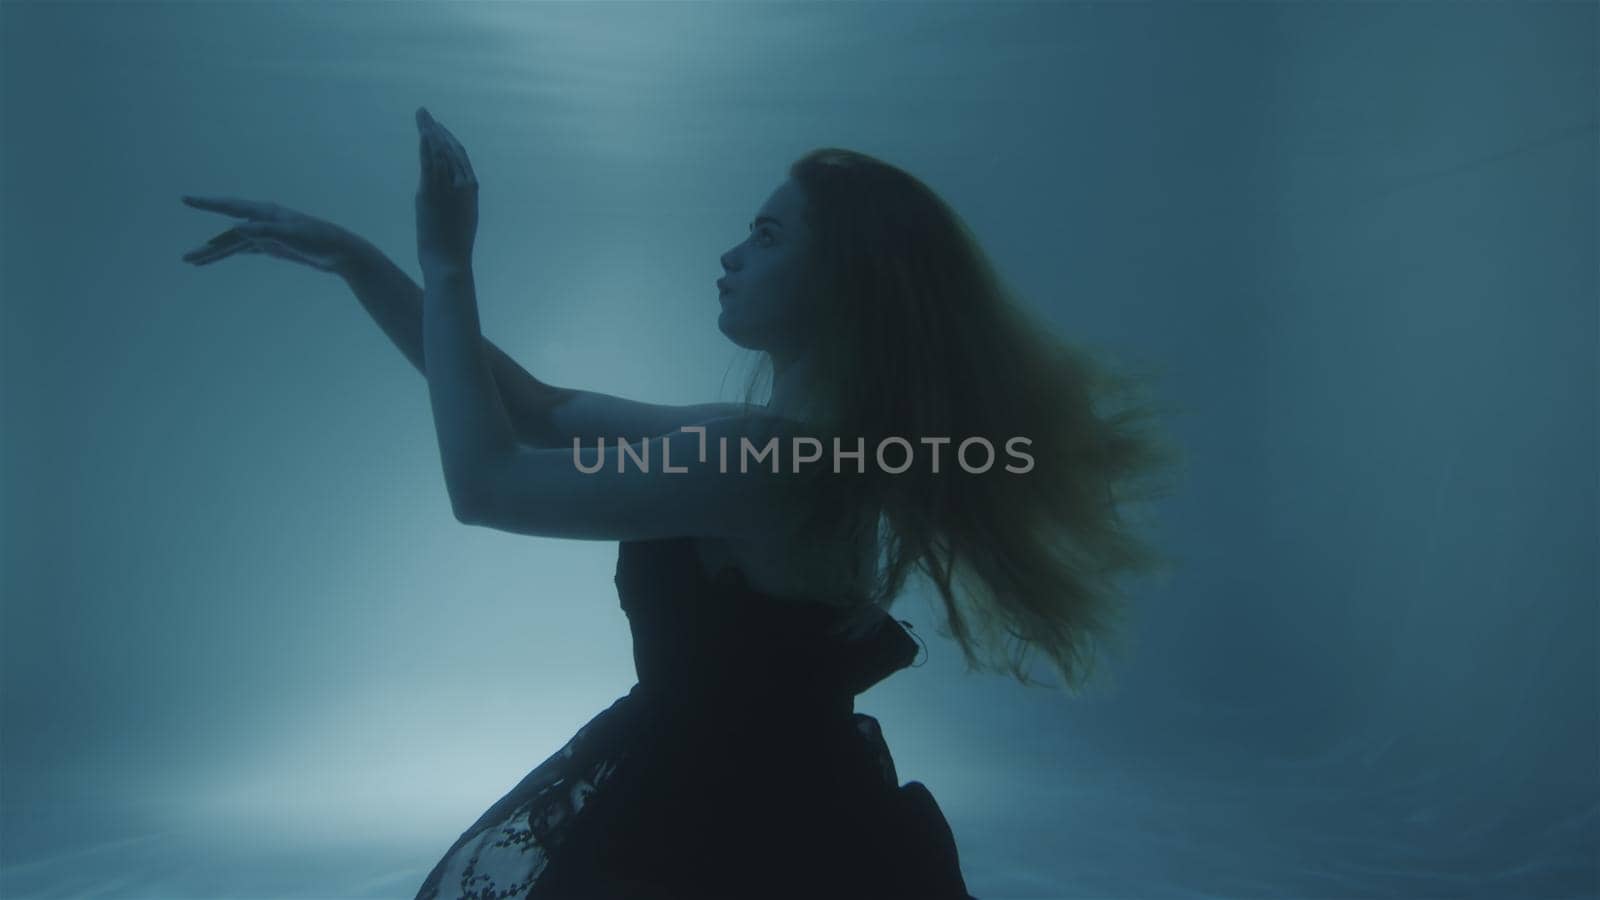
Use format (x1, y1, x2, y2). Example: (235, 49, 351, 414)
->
(3, 3, 1594, 897)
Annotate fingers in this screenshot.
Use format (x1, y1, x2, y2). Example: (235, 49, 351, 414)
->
(433, 131, 466, 186)
(427, 139, 458, 191)
(416, 107, 476, 187)
(434, 119, 476, 184)
(417, 108, 439, 185)
(182, 229, 243, 264)
(183, 237, 255, 266)
(180, 195, 282, 220)
(418, 114, 450, 189)
(180, 222, 267, 265)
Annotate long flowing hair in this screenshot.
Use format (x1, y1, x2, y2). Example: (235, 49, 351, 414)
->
(730, 148, 1184, 695)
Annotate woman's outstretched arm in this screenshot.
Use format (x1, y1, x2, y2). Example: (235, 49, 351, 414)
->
(338, 238, 576, 447)
(414, 231, 794, 539)
(340, 239, 752, 446)
(413, 107, 520, 519)
(183, 133, 748, 450)
(411, 108, 785, 537)
(179, 192, 577, 448)
(422, 261, 515, 520)
(461, 416, 798, 541)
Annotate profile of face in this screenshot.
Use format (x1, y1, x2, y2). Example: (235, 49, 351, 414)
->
(716, 178, 818, 358)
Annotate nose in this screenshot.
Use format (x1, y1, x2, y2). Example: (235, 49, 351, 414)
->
(719, 246, 740, 272)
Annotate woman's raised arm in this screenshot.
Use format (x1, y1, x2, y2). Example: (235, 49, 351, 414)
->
(342, 241, 753, 445)
(335, 237, 579, 446)
(182, 195, 748, 447)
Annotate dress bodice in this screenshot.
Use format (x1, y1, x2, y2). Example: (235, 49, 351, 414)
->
(613, 536, 919, 718)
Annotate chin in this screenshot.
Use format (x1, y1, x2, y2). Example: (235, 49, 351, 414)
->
(717, 311, 772, 352)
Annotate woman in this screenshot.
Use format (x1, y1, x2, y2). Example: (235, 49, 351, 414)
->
(182, 108, 1178, 899)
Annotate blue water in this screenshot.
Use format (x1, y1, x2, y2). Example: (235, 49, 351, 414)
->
(3, 3, 1594, 898)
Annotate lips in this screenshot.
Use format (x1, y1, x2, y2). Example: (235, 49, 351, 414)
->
(717, 278, 731, 294)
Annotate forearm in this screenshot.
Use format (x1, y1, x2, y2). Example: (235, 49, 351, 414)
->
(421, 264, 518, 516)
(338, 240, 574, 446)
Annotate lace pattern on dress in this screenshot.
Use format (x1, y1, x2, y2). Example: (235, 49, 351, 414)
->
(414, 703, 906, 900)
(413, 696, 638, 900)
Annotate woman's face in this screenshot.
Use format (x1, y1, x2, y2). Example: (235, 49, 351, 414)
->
(716, 178, 818, 357)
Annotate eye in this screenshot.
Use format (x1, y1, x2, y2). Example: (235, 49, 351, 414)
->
(753, 228, 775, 247)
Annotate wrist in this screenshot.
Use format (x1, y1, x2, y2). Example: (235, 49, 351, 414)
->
(421, 255, 474, 283)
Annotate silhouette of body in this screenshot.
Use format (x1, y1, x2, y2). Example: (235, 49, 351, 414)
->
(186, 136, 1174, 900)
(414, 536, 975, 899)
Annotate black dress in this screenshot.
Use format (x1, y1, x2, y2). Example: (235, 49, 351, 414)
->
(414, 536, 976, 900)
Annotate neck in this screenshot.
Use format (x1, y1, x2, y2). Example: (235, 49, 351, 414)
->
(766, 348, 819, 424)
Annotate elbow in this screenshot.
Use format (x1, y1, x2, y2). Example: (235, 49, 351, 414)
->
(451, 496, 480, 525)
(446, 451, 513, 526)
(446, 474, 489, 525)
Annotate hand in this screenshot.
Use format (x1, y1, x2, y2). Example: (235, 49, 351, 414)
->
(180, 197, 372, 278)
(414, 106, 478, 274)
